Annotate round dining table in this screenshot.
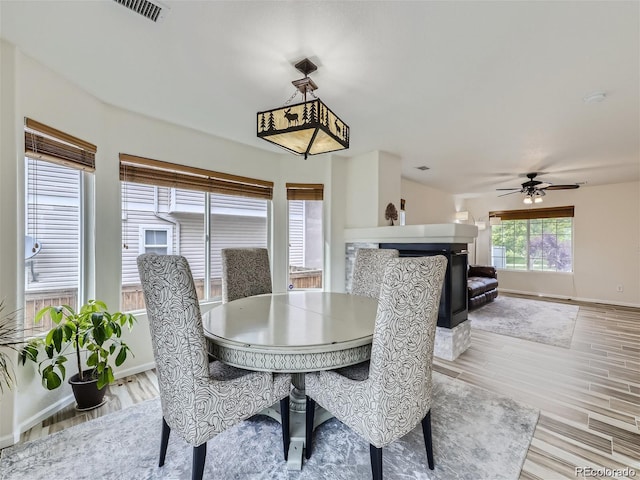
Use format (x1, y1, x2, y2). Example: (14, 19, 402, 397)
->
(202, 291, 379, 470)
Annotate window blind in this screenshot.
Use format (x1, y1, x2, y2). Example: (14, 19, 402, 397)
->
(489, 206, 574, 221)
(286, 183, 324, 201)
(24, 118, 96, 172)
(119, 154, 273, 200)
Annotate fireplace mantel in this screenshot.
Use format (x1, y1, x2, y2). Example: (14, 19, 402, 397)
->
(343, 223, 478, 244)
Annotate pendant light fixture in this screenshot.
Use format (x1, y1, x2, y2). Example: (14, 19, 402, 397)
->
(257, 58, 350, 159)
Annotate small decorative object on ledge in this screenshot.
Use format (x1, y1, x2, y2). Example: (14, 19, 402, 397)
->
(257, 58, 349, 160)
(400, 198, 406, 226)
(385, 202, 398, 226)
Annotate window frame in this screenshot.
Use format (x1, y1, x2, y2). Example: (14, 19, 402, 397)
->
(286, 183, 324, 291)
(23, 119, 96, 329)
(138, 225, 174, 255)
(490, 206, 575, 273)
(119, 155, 273, 310)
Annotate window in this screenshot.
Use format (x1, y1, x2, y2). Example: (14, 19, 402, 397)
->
(287, 184, 324, 290)
(210, 193, 268, 298)
(23, 119, 96, 332)
(490, 206, 574, 272)
(140, 226, 173, 255)
(120, 154, 272, 310)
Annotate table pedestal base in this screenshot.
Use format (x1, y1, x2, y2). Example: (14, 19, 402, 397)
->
(259, 373, 333, 470)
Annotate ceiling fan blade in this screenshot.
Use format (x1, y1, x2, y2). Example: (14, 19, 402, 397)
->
(498, 190, 522, 197)
(544, 184, 580, 190)
(496, 188, 521, 191)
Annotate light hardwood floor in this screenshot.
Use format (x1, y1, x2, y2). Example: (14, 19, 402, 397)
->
(17, 295, 640, 479)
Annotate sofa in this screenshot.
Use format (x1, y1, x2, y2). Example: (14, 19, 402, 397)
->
(467, 265, 498, 309)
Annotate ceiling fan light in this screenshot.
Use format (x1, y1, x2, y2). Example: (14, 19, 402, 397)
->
(523, 196, 533, 204)
(534, 196, 543, 203)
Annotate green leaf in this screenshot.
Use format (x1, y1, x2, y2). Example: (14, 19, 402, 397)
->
(96, 366, 114, 390)
(86, 351, 98, 367)
(45, 328, 55, 346)
(63, 323, 74, 341)
(42, 366, 62, 390)
(94, 300, 108, 311)
(91, 312, 103, 328)
(20, 344, 39, 364)
(52, 327, 63, 352)
(104, 323, 114, 338)
(115, 347, 127, 366)
(93, 326, 105, 345)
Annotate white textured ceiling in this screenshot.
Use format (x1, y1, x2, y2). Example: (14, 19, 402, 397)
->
(1, 0, 638, 196)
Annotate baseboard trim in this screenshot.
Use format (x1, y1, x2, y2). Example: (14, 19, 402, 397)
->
(9, 361, 157, 449)
(0, 432, 18, 450)
(499, 289, 640, 309)
(16, 393, 75, 446)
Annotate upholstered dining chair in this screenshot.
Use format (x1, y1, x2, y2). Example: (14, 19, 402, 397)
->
(350, 248, 399, 298)
(137, 254, 291, 480)
(305, 255, 448, 480)
(221, 247, 272, 303)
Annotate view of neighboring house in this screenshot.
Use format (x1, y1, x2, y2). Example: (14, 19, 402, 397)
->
(25, 158, 323, 325)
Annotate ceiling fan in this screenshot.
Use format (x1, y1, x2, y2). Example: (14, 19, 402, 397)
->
(497, 172, 580, 204)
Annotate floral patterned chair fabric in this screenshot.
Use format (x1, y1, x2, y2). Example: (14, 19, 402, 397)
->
(221, 248, 273, 303)
(137, 254, 291, 480)
(305, 256, 448, 479)
(350, 248, 399, 298)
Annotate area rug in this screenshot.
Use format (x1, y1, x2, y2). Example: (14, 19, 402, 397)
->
(469, 295, 579, 347)
(0, 373, 538, 480)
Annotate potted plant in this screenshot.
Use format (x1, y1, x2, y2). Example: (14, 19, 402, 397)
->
(21, 300, 136, 410)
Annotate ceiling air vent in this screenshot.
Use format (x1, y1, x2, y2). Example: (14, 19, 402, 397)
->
(415, 166, 430, 171)
(113, 0, 169, 23)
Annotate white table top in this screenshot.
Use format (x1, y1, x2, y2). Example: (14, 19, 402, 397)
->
(202, 291, 379, 355)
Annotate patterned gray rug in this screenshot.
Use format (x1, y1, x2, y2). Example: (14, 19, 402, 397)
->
(0, 373, 538, 480)
(469, 295, 579, 347)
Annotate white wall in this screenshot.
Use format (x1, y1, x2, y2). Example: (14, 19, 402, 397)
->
(0, 38, 19, 449)
(0, 41, 331, 447)
(344, 151, 380, 228)
(377, 152, 402, 226)
(401, 178, 458, 224)
(328, 155, 349, 293)
(464, 181, 640, 306)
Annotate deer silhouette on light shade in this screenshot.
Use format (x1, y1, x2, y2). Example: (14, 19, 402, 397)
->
(283, 108, 299, 126)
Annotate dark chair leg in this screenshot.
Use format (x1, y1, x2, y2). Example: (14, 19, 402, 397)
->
(159, 417, 171, 467)
(192, 443, 207, 480)
(421, 409, 435, 470)
(305, 396, 316, 460)
(369, 444, 383, 480)
(280, 396, 291, 460)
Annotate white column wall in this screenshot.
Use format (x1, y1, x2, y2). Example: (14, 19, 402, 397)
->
(377, 152, 402, 226)
(345, 151, 380, 228)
